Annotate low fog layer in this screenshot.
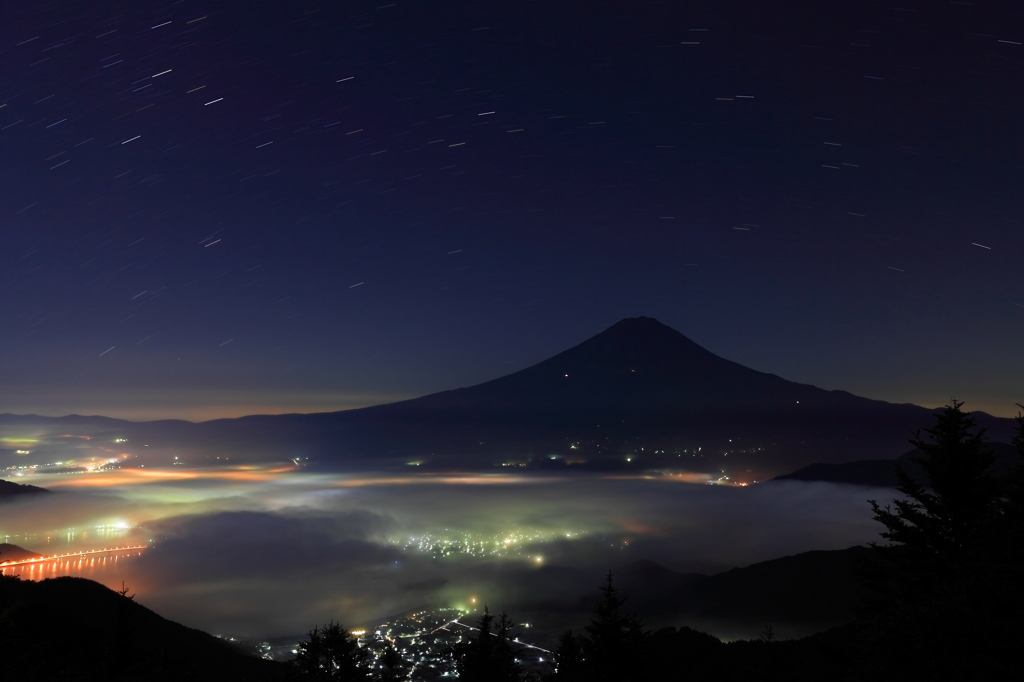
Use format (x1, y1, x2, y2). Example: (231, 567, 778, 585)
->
(3, 469, 888, 639)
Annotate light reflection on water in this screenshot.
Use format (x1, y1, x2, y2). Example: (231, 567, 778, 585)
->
(3, 526, 131, 551)
(0, 550, 144, 585)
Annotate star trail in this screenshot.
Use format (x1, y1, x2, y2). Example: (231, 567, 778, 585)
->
(2, 0, 1021, 420)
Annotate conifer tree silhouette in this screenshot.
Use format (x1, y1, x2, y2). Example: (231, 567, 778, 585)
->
(452, 606, 523, 682)
(863, 401, 1008, 680)
(293, 620, 370, 681)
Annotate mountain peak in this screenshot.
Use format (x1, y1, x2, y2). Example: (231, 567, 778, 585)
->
(185, 316, 941, 475)
(603, 316, 678, 336)
(559, 316, 731, 375)
(611, 315, 664, 326)
(600, 316, 695, 344)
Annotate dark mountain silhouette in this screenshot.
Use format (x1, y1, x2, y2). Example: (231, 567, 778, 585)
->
(609, 546, 870, 640)
(170, 317, 1013, 476)
(0, 575, 287, 680)
(3, 317, 1018, 477)
(775, 441, 1021, 487)
(0, 544, 42, 563)
(507, 545, 869, 643)
(773, 460, 904, 488)
(0, 478, 50, 501)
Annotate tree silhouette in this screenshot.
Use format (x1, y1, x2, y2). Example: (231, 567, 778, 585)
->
(870, 400, 997, 566)
(863, 400, 1009, 679)
(1000, 405, 1024, 561)
(547, 630, 586, 681)
(546, 573, 647, 681)
(293, 620, 370, 681)
(116, 581, 135, 600)
(983, 405, 1024, 673)
(582, 572, 646, 682)
(374, 640, 409, 682)
(451, 607, 523, 682)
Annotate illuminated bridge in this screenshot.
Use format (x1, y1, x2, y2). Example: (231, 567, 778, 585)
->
(0, 545, 148, 568)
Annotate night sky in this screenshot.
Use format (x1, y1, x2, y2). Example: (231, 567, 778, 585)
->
(3, 0, 1022, 421)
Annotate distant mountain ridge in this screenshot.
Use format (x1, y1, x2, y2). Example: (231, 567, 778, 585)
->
(179, 317, 1010, 475)
(775, 441, 1022, 487)
(614, 546, 870, 639)
(3, 318, 1018, 477)
(485, 545, 870, 642)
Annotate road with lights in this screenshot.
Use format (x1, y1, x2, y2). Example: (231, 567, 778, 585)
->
(0, 545, 148, 568)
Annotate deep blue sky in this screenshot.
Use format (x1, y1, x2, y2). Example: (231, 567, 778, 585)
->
(2, 0, 1022, 420)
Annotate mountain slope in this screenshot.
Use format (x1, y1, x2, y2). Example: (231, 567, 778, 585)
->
(0, 543, 42, 563)
(4, 317, 1016, 477)
(610, 546, 870, 640)
(0, 479, 50, 501)
(184, 317, 947, 474)
(0, 575, 286, 680)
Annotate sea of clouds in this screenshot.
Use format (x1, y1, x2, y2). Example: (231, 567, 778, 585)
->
(3, 467, 894, 641)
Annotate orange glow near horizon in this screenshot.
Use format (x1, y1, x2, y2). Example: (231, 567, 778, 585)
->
(0, 387, 420, 423)
(23, 467, 734, 498)
(0, 549, 147, 580)
(29, 467, 569, 491)
(323, 473, 560, 488)
(32, 464, 300, 488)
(0, 545, 148, 568)
(601, 472, 714, 484)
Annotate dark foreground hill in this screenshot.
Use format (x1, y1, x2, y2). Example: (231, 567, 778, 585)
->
(503, 547, 880, 681)
(0, 544, 42, 563)
(0, 548, 869, 681)
(666, 546, 870, 638)
(0, 478, 49, 501)
(0, 575, 288, 681)
(514, 546, 870, 642)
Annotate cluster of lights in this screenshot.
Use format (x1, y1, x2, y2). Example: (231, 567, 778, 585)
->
(1, 431, 135, 477)
(392, 528, 580, 560)
(2, 521, 136, 549)
(2, 454, 129, 477)
(289, 607, 552, 679)
(707, 473, 750, 487)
